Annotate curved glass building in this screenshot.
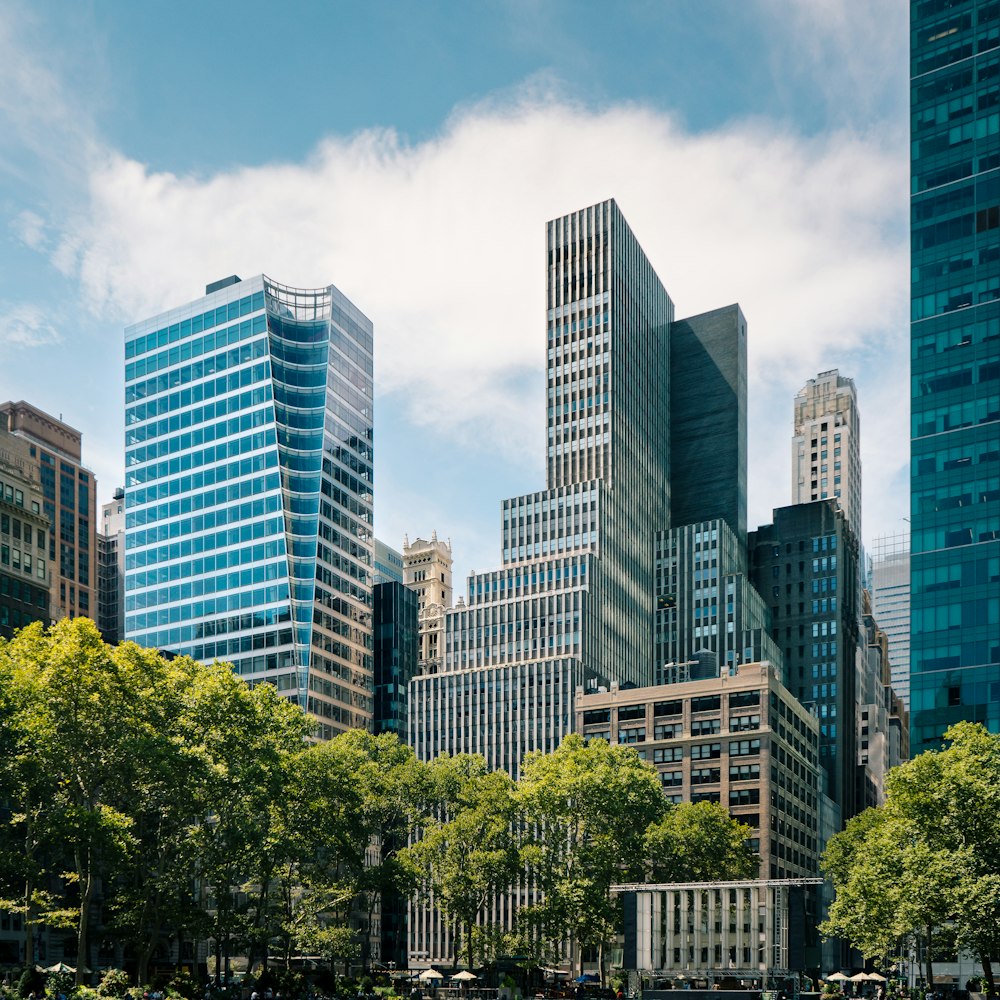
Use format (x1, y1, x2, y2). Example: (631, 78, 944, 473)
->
(124, 275, 374, 737)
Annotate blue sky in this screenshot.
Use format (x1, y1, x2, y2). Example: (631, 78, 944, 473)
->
(1, 0, 910, 586)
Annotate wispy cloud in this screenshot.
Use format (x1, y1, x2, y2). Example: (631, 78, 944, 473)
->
(0, 1, 911, 557)
(1, 302, 62, 348)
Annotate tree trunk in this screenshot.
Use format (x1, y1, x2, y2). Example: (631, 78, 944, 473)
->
(76, 866, 93, 986)
(466, 918, 474, 970)
(981, 957, 995, 1000)
(138, 914, 161, 986)
(925, 926, 934, 988)
(23, 874, 34, 968)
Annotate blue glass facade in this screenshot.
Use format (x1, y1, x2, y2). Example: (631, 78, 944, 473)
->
(910, 0, 1000, 751)
(124, 276, 374, 737)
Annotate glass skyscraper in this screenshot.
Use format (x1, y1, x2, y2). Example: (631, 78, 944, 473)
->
(910, 0, 1000, 751)
(124, 275, 374, 737)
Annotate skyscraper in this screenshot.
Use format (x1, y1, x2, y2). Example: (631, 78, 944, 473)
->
(910, 0, 1000, 752)
(791, 370, 862, 542)
(870, 532, 911, 710)
(97, 486, 126, 643)
(409, 199, 673, 778)
(0, 401, 98, 623)
(124, 275, 374, 737)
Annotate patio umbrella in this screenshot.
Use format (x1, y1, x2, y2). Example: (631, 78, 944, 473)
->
(827, 974, 849, 982)
(419, 970, 445, 981)
(452, 972, 478, 982)
(43, 964, 76, 975)
(849, 974, 868, 983)
(866, 974, 887, 982)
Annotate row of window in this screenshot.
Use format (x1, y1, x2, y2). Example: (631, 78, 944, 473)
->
(0, 544, 47, 579)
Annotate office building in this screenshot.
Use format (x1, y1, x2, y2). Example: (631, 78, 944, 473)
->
(670, 305, 748, 545)
(0, 414, 52, 638)
(0, 401, 97, 622)
(373, 579, 418, 738)
(870, 532, 912, 710)
(403, 533, 453, 675)
(654, 518, 781, 685)
(374, 538, 404, 585)
(123, 275, 374, 737)
(910, 0, 1000, 752)
(97, 487, 126, 644)
(749, 500, 863, 819)
(791, 371, 862, 542)
(409, 199, 674, 777)
(576, 661, 822, 881)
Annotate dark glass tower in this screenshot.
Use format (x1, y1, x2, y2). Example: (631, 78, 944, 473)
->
(910, 0, 1000, 751)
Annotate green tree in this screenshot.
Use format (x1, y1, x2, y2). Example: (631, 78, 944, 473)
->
(821, 723, 1000, 995)
(517, 735, 667, 976)
(402, 754, 520, 969)
(644, 800, 759, 883)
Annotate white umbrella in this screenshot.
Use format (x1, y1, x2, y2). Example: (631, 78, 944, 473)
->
(849, 974, 868, 983)
(419, 970, 444, 982)
(452, 972, 478, 982)
(866, 974, 887, 983)
(827, 974, 849, 982)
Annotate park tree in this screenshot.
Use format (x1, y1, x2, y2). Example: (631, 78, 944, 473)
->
(822, 723, 1000, 995)
(401, 754, 520, 970)
(644, 800, 760, 883)
(517, 735, 667, 976)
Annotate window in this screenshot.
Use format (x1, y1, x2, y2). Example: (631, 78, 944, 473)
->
(729, 690, 761, 708)
(730, 763, 760, 781)
(660, 770, 683, 787)
(729, 714, 761, 732)
(618, 727, 646, 744)
(729, 788, 760, 806)
(691, 742, 721, 760)
(618, 704, 645, 722)
(691, 767, 721, 784)
(692, 695, 721, 713)
(653, 746, 683, 763)
(583, 708, 610, 725)
(730, 739, 761, 756)
(691, 718, 721, 736)
(654, 722, 681, 740)
(654, 699, 682, 717)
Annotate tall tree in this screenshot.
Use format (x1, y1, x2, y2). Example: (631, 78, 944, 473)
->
(644, 801, 759, 883)
(517, 735, 667, 976)
(821, 723, 1000, 995)
(402, 754, 520, 969)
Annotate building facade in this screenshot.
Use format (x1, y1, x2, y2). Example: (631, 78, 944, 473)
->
(910, 0, 1000, 752)
(791, 371, 862, 543)
(98, 487, 126, 644)
(870, 532, 912, 710)
(0, 415, 52, 639)
(123, 275, 374, 737)
(670, 305, 748, 546)
(654, 518, 781, 685)
(403, 533, 453, 675)
(749, 501, 863, 819)
(0, 401, 97, 623)
(576, 662, 822, 883)
(374, 538, 404, 585)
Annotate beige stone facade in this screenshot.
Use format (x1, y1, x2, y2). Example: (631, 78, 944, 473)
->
(403, 532, 452, 674)
(575, 661, 823, 881)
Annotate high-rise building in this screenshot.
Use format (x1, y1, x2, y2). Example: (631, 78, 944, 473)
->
(402, 532, 453, 674)
(409, 199, 674, 778)
(670, 305, 748, 546)
(0, 413, 52, 638)
(97, 487, 126, 644)
(791, 371, 862, 542)
(910, 0, 1000, 752)
(575, 661, 823, 882)
(870, 532, 911, 710)
(654, 518, 781, 685)
(123, 275, 374, 737)
(0, 401, 97, 623)
(749, 500, 863, 819)
(373, 538, 404, 585)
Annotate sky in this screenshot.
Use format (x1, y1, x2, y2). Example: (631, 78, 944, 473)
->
(0, 0, 911, 589)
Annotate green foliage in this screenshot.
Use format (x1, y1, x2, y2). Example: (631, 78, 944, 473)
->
(96, 971, 130, 998)
(821, 723, 1000, 991)
(517, 734, 668, 968)
(644, 800, 759, 882)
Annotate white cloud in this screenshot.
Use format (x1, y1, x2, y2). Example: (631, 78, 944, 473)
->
(10, 209, 47, 250)
(54, 92, 909, 547)
(0, 302, 61, 348)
